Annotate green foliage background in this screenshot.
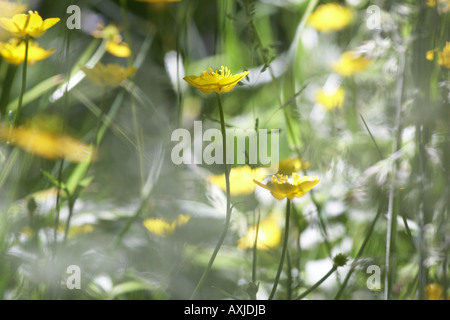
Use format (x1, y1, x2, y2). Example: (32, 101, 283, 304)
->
(0, 0, 448, 300)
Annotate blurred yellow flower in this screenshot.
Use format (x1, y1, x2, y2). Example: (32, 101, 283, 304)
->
(0, 1, 27, 40)
(427, 42, 450, 69)
(92, 23, 131, 58)
(68, 224, 94, 238)
(238, 214, 281, 250)
(426, 0, 450, 13)
(315, 86, 346, 110)
(106, 40, 131, 58)
(331, 51, 371, 76)
(425, 283, 444, 300)
(0, 10, 59, 38)
(209, 165, 268, 196)
(0, 1, 27, 19)
(253, 173, 320, 200)
(81, 63, 137, 87)
(0, 123, 96, 163)
(143, 214, 190, 237)
(307, 3, 353, 32)
(0, 38, 54, 65)
(183, 66, 249, 94)
(277, 157, 310, 175)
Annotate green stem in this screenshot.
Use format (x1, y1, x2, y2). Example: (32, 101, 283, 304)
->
(13, 35, 29, 125)
(190, 92, 231, 300)
(334, 202, 384, 299)
(295, 265, 337, 300)
(252, 210, 261, 284)
(268, 198, 291, 300)
(0, 64, 17, 118)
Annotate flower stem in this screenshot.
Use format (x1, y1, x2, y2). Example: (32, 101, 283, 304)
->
(295, 265, 337, 300)
(190, 93, 231, 300)
(268, 198, 291, 300)
(13, 35, 29, 125)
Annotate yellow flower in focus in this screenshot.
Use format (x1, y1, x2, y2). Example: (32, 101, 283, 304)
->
(307, 3, 353, 32)
(183, 66, 249, 94)
(143, 214, 190, 237)
(0, 123, 96, 163)
(238, 214, 281, 250)
(331, 51, 371, 76)
(0, 38, 54, 65)
(0, 10, 60, 38)
(81, 63, 137, 87)
(253, 173, 320, 200)
(209, 165, 268, 196)
(315, 86, 346, 110)
(277, 158, 310, 175)
(92, 23, 131, 58)
(425, 283, 444, 300)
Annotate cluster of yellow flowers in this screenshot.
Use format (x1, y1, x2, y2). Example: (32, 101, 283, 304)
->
(306, 3, 373, 111)
(0, 6, 59, 65)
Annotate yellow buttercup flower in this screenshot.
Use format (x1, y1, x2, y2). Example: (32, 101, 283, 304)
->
(237, 214, 281, 250)
(315, 86, 346, 110)
(277, 158, 310, 175)
(0, 38, 54, 65)
(427, 42, 450, 69)
(91, 23, 131, 58)
(331, 51, 371, 76)
(0, 10, 60, 38)
(209, 165, 268, 196)
(143, 214, 190, 237)
(253, 173, 320, 200)
(81, 63, 137, 87)
(106, 40, 131, 58)
(0, 1, 27, 40)
(425, 283, 444, 300)
(183, 66, 249, 94)
(307, 3, 353, 32)
(0, 123, 96, 163)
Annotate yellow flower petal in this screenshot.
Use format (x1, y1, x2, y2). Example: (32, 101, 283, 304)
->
(315, 86, 346, 110)
(143, 214, 190, 237)
(0, 38, 54, 65)
(425, 283, 443, 300)
(209, 165, 268, 196)
(0, 123, 96, 163)
(0, 11, 60, 38)
(81, 63, 137, 87)
(254, 173, 320, 200)
(307, 3, 353, 32)
(184, 66, 249, 94)
(238, 214, 281, 250)
(106, 40, 131, 58)
(277, 158, 310, 175)
(331, 51, 371, 76)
